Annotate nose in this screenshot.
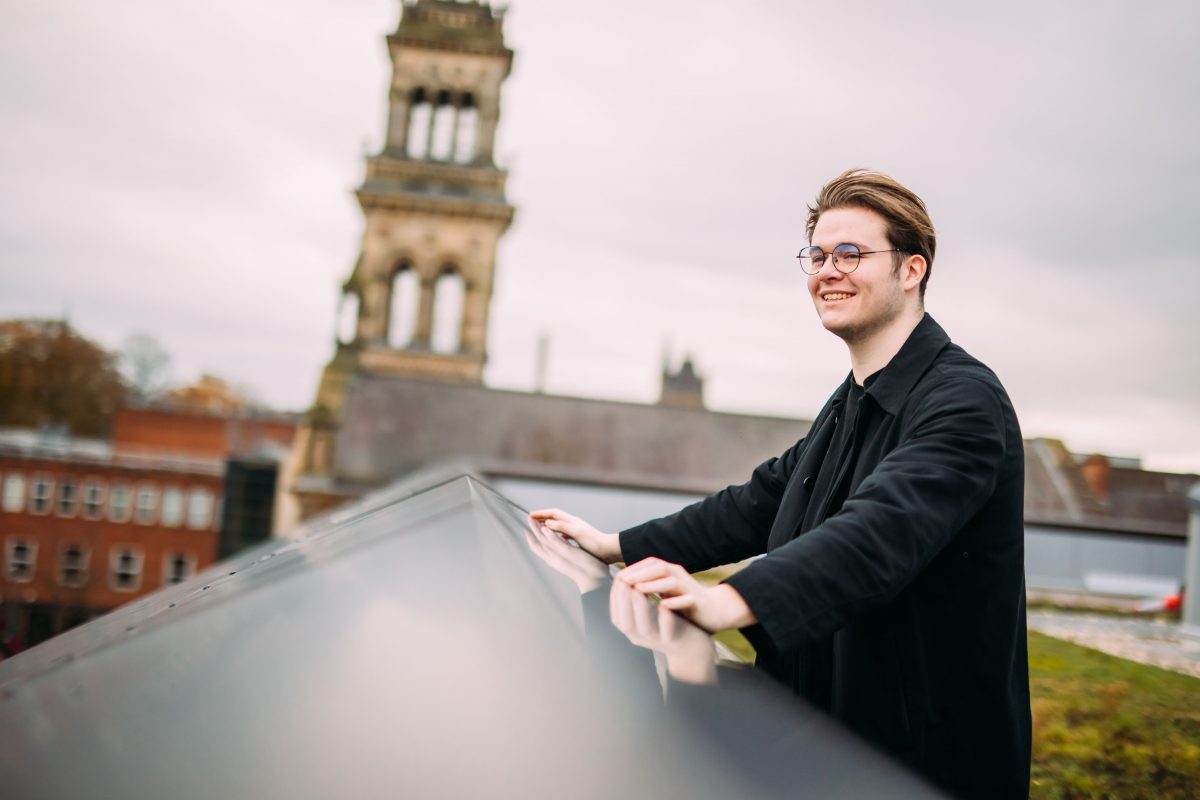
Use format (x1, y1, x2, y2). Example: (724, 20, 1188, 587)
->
(815, 254, 844, 280)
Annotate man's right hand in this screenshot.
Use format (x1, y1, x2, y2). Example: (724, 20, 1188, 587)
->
(528, 508, 623, 565)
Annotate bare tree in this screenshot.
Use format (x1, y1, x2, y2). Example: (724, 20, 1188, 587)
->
(120, 333, 171, 404)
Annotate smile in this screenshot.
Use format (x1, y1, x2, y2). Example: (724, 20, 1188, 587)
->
(821, 292, 854, 301)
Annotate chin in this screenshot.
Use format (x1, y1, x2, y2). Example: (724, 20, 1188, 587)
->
(820, 315, 859, 343)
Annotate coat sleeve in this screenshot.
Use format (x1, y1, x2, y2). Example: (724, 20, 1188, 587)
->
(723, 373, 1010, 655)
(618, 436, 807, 573)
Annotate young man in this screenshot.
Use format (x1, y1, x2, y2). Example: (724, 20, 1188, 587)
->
(532, 169, 1031, 799)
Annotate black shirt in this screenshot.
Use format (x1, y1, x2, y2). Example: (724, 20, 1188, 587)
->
(804, 372, 878, 530)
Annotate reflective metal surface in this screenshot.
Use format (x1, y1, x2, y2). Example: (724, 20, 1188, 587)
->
(0, 475, 942, 799)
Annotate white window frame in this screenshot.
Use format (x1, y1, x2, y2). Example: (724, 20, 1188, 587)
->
(134, 483, 158, 526)
(109, 545, 144, 592)
(108, 482, 133, 523)
(56, 476, 79, 518)
(2, 472, 25, 513)
(30, 473, 54, 515)
(5, 536, 37, 583)
(161, 486, 185, 528)
(186, 488, 215, 530)
(81, 478, 106, 520)
(162, 551, 197, 585)
(58, 542, 90, 588)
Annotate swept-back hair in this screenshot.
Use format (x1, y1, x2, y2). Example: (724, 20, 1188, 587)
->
(806, 168, 937, 298)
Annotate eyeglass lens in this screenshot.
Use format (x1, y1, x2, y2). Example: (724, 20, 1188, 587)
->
(798, 244, 861, 275)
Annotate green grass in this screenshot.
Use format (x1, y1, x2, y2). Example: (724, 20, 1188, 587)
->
(1028, 629, 1200, 799)
(707, 628, 1200, 798)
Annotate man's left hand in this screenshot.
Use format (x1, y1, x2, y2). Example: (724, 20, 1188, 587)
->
(616, 557, 757, 633)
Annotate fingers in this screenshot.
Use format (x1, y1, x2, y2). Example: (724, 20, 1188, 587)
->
(617, 557, 686, 588)
(632, 576, 686, 597)
(660, 594, 697, 610)
(529, 508, 574, 523)
(610, 578, 663, 648)
(532, 511, 585, 538)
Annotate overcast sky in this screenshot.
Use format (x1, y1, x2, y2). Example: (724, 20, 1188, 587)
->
(2, 0, 1198, 472)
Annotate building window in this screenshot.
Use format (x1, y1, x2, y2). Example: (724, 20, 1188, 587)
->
(56, 477, 78, 517)
(163, 551, 197, 585)
(110, 546, 143, 592)
(2, 472, 25, 513)
(109, 483, 132, 522)
(161, 487, 184, 527)
(5, 537, 37, 582)
(30, 474, 53, 515)
(134, 484, 157, 525)
(187, 488, 214, 530)
(59, 543, 89, 588)
(82, 479, 105, 520)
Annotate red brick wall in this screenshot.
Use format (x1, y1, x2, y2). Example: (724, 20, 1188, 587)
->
(112, 407, 296, 460)
(1, 454, 221, 612)
(112, 408, 227, 457)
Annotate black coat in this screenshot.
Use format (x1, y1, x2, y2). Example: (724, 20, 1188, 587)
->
(620, 315, 1031, 799)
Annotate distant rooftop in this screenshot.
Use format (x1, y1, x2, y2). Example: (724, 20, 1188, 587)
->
(0, 426, 224, 475)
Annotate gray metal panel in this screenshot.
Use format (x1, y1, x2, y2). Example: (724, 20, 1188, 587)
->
(0, 474, 942, 800)
(1025, 524, 1186, 593)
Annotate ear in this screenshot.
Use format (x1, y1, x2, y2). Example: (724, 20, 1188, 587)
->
(901, 254, 927, 294)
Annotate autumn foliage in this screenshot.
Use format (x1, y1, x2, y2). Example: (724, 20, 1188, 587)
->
(0, 319, 127, 437)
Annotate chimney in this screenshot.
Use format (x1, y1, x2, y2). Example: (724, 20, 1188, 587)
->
(534, 334, 549, 393)
(1080, 453, 1111, 503)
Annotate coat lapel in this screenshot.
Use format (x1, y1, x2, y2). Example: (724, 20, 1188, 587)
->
(767, 378, 849, 550)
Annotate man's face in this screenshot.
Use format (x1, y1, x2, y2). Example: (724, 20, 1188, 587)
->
(807, 206, 910, 344)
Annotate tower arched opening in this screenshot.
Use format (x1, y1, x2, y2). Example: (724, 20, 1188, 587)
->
(453, 93, 478, 164)
(429, 90, 456, 161)
(388, 262, 420, 348)
(406, 88, 432, 159)
(336, 289, 360, 345)
(430, 267, 465, 353)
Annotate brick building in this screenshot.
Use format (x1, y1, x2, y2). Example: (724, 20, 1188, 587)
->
(1, 406, 297, 655)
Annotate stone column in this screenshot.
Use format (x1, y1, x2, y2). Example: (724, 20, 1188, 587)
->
(423, 99, 438, 161)
(386, 90, 409, 153)
(460, 279, 490, 356)
(475, 92, 499, 162)
(361, 277, 389, 345)
(447, 98, 463, 164)
(1183, 483, 1200, 635)
(412, 278, 436, 348)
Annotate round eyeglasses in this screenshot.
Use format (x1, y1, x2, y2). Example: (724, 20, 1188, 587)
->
(797, 244, 903, 275)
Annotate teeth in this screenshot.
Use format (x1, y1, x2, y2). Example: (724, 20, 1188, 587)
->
(823, 293, 852, 300)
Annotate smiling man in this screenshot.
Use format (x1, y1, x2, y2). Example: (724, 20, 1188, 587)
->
(531, 169, 1031, 799)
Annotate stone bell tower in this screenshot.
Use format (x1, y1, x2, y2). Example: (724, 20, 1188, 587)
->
(286, 0, 516, 520)
(342, 0, 514, 381)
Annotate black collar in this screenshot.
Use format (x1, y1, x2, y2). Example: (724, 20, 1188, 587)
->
(861, 313, 951, 416)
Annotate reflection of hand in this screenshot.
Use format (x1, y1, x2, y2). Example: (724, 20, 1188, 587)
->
(617, 557, 756, 634)
(609, 579, 717, 685)
(528, 509, 622, 564)
(525, 518, 610, 594)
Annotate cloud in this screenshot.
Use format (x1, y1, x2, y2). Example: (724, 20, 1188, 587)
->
(2, 0, 1197, 471)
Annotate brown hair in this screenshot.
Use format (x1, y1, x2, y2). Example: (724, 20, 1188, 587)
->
(805, 168, 936, 298)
